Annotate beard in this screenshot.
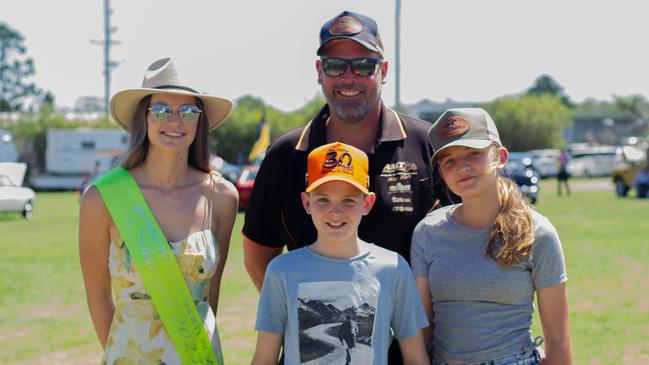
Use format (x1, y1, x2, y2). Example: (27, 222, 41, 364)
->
(326, 82, 381, 124)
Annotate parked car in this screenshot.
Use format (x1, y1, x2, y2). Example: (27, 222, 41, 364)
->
(611, 145, 647, 197)
(210, 155, 241, 184)
(0, 129, 19, 162)
(567, 146, 617, 177)
(0, 162, 36, 219)
(503, 152, 540, 204)
(236, 165, 259, 211)
(528, 149, 560, 178)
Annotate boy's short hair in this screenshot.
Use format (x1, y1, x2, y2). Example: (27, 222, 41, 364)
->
(306, 142, 369, 194)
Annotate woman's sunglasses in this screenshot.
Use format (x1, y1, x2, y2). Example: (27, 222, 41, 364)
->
(147, 103, 202, 124)
(321, 57, 380, 77)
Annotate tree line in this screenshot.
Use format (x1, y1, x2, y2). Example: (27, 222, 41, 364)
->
(1, 21, 648, 166)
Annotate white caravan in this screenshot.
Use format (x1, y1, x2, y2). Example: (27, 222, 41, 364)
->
(30, 128, 128, 190)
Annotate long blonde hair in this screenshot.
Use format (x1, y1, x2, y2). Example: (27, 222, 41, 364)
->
(433, 145, 535, 266)
(487, 175, 535, 267)
(121, 95, 211, 172)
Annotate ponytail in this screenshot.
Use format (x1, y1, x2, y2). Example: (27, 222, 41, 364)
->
(485, 176, 535, 267)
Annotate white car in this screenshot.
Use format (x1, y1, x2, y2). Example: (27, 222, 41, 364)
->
(528, 149, 561, 178)
(0, 162, 36, 219)
(567, 147, 618, 177)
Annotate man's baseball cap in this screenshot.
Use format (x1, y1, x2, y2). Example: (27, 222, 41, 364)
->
(306, 142, 370, 195)
(317, 11, 384, 57)
(428, 108, 502, 162)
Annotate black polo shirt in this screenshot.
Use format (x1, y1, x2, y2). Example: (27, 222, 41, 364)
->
(242, 103, 437, 262)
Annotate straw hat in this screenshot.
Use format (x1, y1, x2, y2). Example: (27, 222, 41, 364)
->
(109, 57, 233, 131)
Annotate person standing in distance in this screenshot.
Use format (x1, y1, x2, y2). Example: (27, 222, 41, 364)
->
(243, 12, 440, 363)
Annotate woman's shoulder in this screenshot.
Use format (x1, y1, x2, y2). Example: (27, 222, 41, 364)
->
(79, 185, 114, 231)
(204, 170, 238, 208)
(208, 171, 237, 194)
(80, 185, 107, 212)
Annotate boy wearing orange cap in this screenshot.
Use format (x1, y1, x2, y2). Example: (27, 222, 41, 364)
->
(252, 142, 429, 365)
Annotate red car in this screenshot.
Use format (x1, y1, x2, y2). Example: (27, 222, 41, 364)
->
(236, 165, 259, 211)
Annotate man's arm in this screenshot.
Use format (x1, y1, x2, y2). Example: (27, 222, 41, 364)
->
(243, 234, 283, 292)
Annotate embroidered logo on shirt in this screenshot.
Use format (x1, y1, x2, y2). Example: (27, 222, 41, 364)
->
(379, 161, 418, 213)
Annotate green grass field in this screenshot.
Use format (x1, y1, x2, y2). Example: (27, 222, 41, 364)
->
(0, 179, 647, 364)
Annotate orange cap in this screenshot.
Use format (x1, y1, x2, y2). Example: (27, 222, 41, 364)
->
(306, 142, 369, 194)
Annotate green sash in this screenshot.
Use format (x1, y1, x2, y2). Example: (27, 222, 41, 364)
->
(94, 166, 220, 365)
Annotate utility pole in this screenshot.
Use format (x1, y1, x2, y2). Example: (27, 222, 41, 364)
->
(395, 0, 401, 112)
(91, 0, 120, 117)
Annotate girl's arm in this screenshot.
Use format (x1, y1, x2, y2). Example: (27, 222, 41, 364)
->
(415, 278, 434, 344)
(398, 330, 431, 365)
(78, 187, 114, 348)
(209, 177, 239, 315)
(251, 331, 283, 365)
(537, 283, 572, 365)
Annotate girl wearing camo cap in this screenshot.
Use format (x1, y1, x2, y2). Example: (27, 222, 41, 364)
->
(410, 108, 572, 365)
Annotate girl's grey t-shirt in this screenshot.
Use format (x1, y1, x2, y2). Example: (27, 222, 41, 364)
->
(410, 205, 567, 363)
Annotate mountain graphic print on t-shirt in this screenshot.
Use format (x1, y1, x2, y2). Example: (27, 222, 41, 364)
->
(297, 280, 377, 365)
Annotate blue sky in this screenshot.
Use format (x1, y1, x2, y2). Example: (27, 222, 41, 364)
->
(4, 0, 649, 111)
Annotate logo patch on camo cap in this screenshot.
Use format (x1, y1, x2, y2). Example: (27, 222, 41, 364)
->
(436, 116, 470, 140)
(329, 15, 363, 35)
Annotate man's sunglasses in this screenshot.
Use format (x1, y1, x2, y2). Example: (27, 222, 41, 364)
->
(321, 57, 381, 77)
(147, 103, 202, 124)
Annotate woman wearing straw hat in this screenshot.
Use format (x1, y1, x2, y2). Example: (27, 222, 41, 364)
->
(79, 57, 237, 365)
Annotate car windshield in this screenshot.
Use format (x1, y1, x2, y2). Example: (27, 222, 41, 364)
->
(621, 146, 646, 162)
(239, 168, 258, 183)
(246, 171, 257, 180)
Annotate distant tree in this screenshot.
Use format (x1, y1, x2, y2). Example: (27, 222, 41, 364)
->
(74, 95, 104, 112)
(526, 74, 573, 107)
(40, 91, 55, 110)
(0, 22, 40, 111)
(574, 98, 626, 118)
(209, 95, 324, 163)
(482, 94, 571, 151)
(210, 95, 266, 163)
(613, 94, 649, 120)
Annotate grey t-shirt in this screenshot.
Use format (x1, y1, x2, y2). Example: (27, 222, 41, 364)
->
(410, 205, 567, 362)
(256, 240, 428, 365)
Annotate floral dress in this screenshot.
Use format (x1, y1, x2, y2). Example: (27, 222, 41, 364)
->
(101, 228, 223, 365)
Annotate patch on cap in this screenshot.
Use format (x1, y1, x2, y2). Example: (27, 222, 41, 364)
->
(322, 148, 354, 173)
(329, 15, 363, 35)
(437, 116, 470, 140)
